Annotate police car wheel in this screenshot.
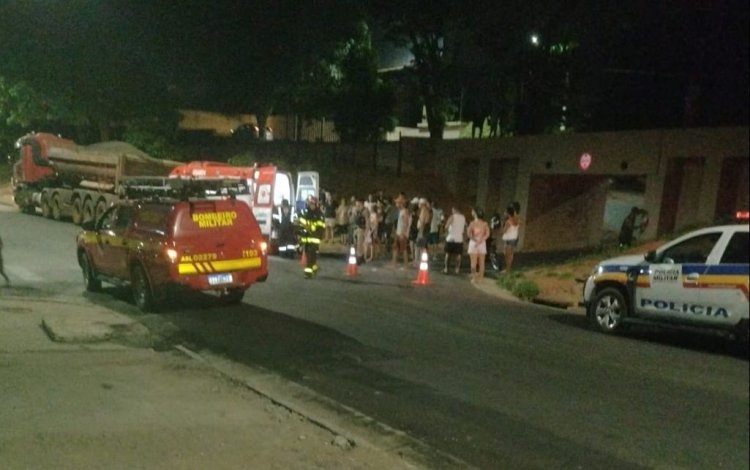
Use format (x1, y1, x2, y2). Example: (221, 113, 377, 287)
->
(589, 287, 628, 334)
(131, 265, 156, 312)
(80, 253, 101, 292)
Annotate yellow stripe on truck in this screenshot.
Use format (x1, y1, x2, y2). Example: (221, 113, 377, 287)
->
(178, 257, 262, 275)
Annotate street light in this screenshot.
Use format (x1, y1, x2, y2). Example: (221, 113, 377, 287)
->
(530, 34, 540, 47)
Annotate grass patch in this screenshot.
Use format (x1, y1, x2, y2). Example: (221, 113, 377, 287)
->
(496, 271, 540, 301)
(545, 271, 558, 277)
(557, 272, 574, 280)
(512, 280, 540, 301)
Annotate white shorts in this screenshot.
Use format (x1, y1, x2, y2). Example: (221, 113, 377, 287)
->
(467, 240, 486, 255)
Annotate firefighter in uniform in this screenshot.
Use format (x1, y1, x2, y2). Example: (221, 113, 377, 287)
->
(298, 196, 326, 277)
(277, 199, 296, 258)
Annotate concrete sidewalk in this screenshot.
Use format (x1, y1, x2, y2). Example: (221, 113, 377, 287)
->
(0, 292, 435, 469)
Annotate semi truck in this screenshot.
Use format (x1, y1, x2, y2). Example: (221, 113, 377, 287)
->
(12, 132, 180, 224)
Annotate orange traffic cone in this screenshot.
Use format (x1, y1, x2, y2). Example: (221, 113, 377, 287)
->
(346, 246, 358, 277)
(299, 248, 307, 267)
(413, 249, 431, 285)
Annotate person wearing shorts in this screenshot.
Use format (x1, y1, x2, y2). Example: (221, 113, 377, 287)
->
(501, 204, 521, 273)
(0, 235, 9, 286)
(391, 194, 411, 268)
(466, 208, 490, 281)
(443, 206, 466, 274)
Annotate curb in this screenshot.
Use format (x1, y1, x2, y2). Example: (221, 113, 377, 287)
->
(531, 297, 574, 309)
(172, 344, 470, 469)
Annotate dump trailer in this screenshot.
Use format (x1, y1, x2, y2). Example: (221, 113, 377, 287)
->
(12, 132, 180, 224)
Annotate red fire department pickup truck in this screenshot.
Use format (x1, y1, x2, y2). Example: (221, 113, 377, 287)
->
(76, 189, 268, 311)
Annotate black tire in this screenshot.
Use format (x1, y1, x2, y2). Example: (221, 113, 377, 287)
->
(51, 193, 62, 221)
(588, 287, 628, 334)
(79, 252, 101, 292)
(131, 265, 156, 312)
(94, 198, 108, 223)
(41, 196, 52, 218)
(220, 287, 246, 305)
(72, 198, 83, 225)
(83, 198, 95, 224)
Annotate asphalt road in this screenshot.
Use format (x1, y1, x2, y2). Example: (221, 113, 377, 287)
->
(2, 210, 748, 469)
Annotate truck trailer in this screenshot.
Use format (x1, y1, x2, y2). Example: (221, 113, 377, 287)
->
(12, 132, 180, 224)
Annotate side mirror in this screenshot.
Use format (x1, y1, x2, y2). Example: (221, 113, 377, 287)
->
(644, 250, 656, 262)
(81, 220, 96, 231)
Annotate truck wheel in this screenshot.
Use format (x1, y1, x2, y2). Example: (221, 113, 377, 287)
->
(79, 252, 101, 292)
(72, 198, 83, 225)
(131, 265, 156, 312)
(51, 193, 62, 221)
(95, 199, 108, 222)
(220, 288, 246, 305)
(41, 196, 52, 219)
(588, 287, 628, 334)
(82, 198, 95, 223)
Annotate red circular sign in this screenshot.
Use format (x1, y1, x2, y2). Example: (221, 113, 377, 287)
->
(579, 152, 592, 171)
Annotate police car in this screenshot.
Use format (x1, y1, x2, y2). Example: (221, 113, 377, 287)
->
(583, 224, 749, 343)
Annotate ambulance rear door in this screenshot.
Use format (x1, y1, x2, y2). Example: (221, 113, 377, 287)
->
(295, 171, 319, 212)
(252, 166, 277, 238)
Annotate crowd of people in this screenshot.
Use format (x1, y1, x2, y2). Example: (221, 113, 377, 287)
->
(312, 190, 523, 280)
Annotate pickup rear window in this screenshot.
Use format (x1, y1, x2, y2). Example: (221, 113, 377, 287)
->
(134, 204, 174, 233)
(173, 201, 256, 237)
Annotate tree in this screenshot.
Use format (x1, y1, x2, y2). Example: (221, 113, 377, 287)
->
(196, 1, 365, 138)
(329, 23, 396, 143)
(0, 1, 179, 149)
(371, 1, 463, 140)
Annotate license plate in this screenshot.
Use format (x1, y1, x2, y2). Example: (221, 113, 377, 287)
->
(208, 273, 233, 285)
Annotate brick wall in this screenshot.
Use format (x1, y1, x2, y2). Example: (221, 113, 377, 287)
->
(523, 176, 609, 251)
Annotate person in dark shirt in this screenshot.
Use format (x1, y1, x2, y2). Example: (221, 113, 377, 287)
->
(619, 207, 648, 248)
(0, 235, 10, 286)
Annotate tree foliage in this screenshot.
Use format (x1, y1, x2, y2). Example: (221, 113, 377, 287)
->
(329, 23, 396, 143)
(0, 1, 178, 152)
(371, 0, 461, 140)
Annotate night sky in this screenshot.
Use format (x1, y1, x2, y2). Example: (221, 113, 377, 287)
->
(0, 0, 747, 129)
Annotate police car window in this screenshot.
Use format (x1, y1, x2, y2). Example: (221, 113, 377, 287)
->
(660, 232, 721, 264)
(720, 232, 749, 264)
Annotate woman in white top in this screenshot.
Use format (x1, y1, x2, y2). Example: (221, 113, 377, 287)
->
(391, 195, 411, 268)
(443, 206, 466, 274)
(501, 204, 521, 273)
(466, 208, 490, 281)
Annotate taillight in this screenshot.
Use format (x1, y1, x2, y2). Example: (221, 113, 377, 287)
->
(165, 248, 178, 263)
(736, 210, 749, 221)
(260, 241, 268, 255)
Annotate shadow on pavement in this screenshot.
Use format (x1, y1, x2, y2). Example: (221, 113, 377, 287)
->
(546, 312, 748, 360)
